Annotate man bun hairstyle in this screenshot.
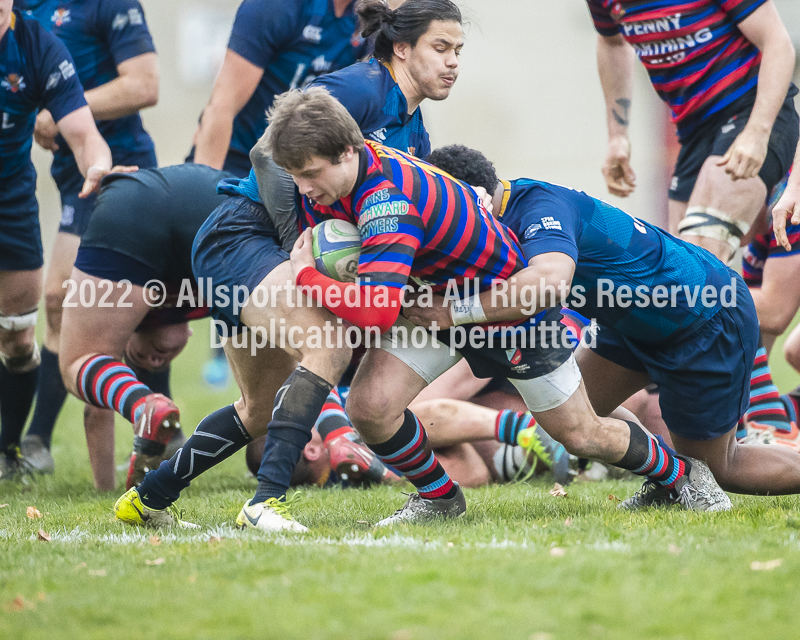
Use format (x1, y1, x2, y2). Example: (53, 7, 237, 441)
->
(426, 145, 500, 194)
(356, 0, 463, 62)
(265, 87, 364, 171)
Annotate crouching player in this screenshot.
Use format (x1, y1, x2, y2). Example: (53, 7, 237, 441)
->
(422, 145, 800, 508)
(0, 4, 114, 478)
(268, 88, 719, 524)
(59, 164, 229, 494)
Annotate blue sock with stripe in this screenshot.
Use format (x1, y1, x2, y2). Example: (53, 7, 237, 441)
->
(616, 421, 688, 489)
(745, 343, 792, 433)
(495, 410, 536, 445)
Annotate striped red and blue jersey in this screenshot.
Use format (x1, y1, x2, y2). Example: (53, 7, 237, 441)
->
(299, 140, 523, 292)
(586, 0, 771, 139)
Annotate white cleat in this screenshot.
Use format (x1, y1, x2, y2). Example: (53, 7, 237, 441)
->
(235, 497, 308, 533)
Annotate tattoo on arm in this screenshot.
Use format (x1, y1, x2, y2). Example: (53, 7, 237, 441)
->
(612, 98, 631, 127)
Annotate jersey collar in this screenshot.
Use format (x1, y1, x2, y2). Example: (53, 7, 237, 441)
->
(497, 180, 512, 218)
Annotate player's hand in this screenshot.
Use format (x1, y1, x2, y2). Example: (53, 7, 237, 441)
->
(290, 228, 316, 277)
(772, 178, 800, 251)
(404, 294, 453, 330)
(716, 125, 769, 181)
(34, 109, 59, 152)
(78, 165, 139, 198)
(472, 186, 493, 214)
(602, 135, 636, 197)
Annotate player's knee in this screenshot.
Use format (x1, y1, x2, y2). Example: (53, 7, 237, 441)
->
(0, 338, 40, 374)
(785, 342, 800, 372)
(299, 344, 351, 382)
(678, 206, 749, 262)
(345, 387, 393, 434)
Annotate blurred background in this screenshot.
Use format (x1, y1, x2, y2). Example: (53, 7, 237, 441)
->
(30, 0, 800, 257)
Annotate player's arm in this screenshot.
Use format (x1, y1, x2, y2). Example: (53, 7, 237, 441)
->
(55, 106, 113, 196)
(597, 33, 636, 197)
(192, 49, 264, 169)
(250, 143, 301, 251)
(718, 0, 795, 180)
(405, 253, 576, 329)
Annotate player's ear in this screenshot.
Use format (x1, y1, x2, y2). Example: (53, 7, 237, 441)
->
(303, 441, 323, 462)
(393, 40, 410, 61)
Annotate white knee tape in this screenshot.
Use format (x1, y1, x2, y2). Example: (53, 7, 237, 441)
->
(510, 354, 582, 413)
(0, 339, 41, 374)
(678, 207, 750, 259)
(0, 308, 38, 332)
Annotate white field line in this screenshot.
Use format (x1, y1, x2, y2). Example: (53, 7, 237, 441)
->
(0, 525, 636, 551)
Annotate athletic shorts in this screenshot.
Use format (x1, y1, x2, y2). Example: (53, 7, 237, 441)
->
(379, 310, 581, 413)
(0, 191, 43, 271)
(53, 148, 157, 236)
(592, 274, 758, 440)
(742, 175, 800, 286)
(669, 89, 799, 203)
(191, 196, 288, 331)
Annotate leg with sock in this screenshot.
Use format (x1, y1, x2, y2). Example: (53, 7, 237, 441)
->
(0, 345, 40, 475)
(745, 335, 792, 434)
(23, 346, 66, 461)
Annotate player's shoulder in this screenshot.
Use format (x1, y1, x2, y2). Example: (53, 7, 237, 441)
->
(9, 10, 64, 60)
(314, 59, 385, 95)
(234, 0, 304, 23)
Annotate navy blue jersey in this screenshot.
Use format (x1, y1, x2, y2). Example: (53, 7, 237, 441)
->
(17, 0, 155, 175)
(223, 0, 368, 171)
(497, 179, 735, 343)
(220, 59, 430, 203)
(0, 10, 86, 203)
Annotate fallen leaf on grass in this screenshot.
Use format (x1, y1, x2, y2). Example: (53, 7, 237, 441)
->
(74, 562, 87, 570)
(0, 504, 9, 508)
(145, 558, 165, 566)
(149, 536, 161, 546)
(607, 494, 621, 502)
(36, 529, 51, 542)
(751, 559, 782, 571)
(88, 569, 107, 577)
(356, 520, 370, 525)
(550, 547, 566, 557)
(564, 517, 573, 527)
(668, 544, 681, 555)
(26, 506, 42, 519)
(8, 596, 27, 612)
(549, 483, 567, 497)
(208, 536, 222, 545)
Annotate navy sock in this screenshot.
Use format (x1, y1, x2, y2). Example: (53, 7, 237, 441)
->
(252, 367, 333, 503)
(138, 404, 251, 509)
(25, 346, 65, 447)
(0, 361, 39, 454)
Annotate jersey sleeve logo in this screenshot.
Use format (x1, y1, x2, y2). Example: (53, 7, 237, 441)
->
(541, 216, 562, 231)
(1, 74, 26, 93)
(523, 223, 541, 239)
(58, 60, 76, 80)
(303, 25, 323, 43)
(112, 9, 144, 31)
(51, 8, 71, 26)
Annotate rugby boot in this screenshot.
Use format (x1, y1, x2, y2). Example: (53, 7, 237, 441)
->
(236, 494, 308, 533)
(673, 457, 731, 512)
(375, 483, 466, 527)
(0, 447, 24, 481)
(326, 434, 402, 486)
(517, 424, 572, 485)
(19, 435, 55, 475)
(135, 394, 180, 445)
(618, 478, 673, 510)
(114, 487, 199, 529)
(126, 428, 188, 490)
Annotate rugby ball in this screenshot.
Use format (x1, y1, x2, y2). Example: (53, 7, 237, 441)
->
(311, 219, 362, 282)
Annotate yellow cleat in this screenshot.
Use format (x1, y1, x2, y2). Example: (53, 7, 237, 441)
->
(114, 487, 199, 529)
(235, 495, 308, 533)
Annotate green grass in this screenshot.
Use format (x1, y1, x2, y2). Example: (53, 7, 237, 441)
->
(2, 319, 800, 640)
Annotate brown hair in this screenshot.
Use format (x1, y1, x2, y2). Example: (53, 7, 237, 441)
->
(264, 87, 364, 171)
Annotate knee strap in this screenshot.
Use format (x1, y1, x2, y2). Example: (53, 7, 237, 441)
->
(0, 308, 38, 332)
(678, 207, 750, 260)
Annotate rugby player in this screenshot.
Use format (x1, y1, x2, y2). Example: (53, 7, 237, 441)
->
(587, 0, 799, 436)
(0, 3, 113, 478)
(422, 144, 800, 507)
(18, 0, 159, 474)
(268, 89, 723, 525)
(112, 0, 468, 532)
(58, 164, 228, 493)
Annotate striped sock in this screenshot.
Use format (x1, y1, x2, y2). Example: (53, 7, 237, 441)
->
(369, 410, 457, 500)
(745, 343, 791, 433)
(616, 421, 688, 490)
(782, 393, 800, 424)
(315, 388, 356, 444)
(495, 410, 535, 445)
(736, 417, 747, 441)
(77, 355, 152, 424)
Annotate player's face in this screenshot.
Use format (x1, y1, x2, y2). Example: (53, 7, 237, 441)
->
(290, 148, 358, 207)
(0, 0, 13, 32)
(406, 20, 463, 101)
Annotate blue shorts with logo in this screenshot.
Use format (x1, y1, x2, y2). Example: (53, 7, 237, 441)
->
(591, 274, 758, 440)
(53, 148, 157, 236)
(192, 196, 289, 331)
(0, 191, 43, 271)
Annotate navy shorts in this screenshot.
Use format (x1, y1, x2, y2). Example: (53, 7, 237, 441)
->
(669, 89, 799, 202)
(192, 196, 288, 331)
(53, 148, 157, 236)
(0, 192, 43, 271)
(592, 275, 758, 440)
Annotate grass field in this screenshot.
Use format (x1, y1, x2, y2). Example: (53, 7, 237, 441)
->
(3, 319, 800, 640)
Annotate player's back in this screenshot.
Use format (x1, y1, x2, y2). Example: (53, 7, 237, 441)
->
(501, 179, 735, 342)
